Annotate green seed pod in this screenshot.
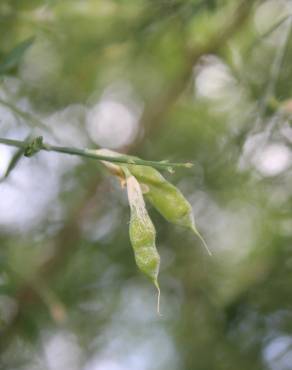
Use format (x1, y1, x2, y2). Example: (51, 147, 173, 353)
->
(127, 164, 211, 255)
(128, 165, 191, 225)
(125, 171, 161, 313)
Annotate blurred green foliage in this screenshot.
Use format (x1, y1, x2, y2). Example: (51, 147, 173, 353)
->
(1, 1, 292, 370)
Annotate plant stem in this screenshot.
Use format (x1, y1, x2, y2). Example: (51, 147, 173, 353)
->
(0, 137, 192, 170)
(0, 98, 52, 132)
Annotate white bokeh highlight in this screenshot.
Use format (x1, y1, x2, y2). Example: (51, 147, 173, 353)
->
(263, 335, 292, 370)
(0, 96, 88, 232)
(253, 144, 291, 177)
(43, 331, 83, 370)
(86, 83, 142, 149)
(82, 283, 180, 370)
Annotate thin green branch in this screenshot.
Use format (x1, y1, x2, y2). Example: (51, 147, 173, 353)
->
(255, 15, 292, 128)
(236, 14, 292, 157)
(248, 14, 292, 54)
(0, 137, 192, 170)
(0, 97, 53, 133)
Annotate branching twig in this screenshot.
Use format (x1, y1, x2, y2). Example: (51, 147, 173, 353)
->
(238, 15, 292, 161)
(0, 98, 53, 133)
(248, 14, 292, 54)
(258, 16, 292, 124)
(0, 136, 192, 170)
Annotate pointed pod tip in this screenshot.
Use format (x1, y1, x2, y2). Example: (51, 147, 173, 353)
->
(191, 226, 212, 256)
(184, 162, 194, 168)
(154, 280, 162, 316)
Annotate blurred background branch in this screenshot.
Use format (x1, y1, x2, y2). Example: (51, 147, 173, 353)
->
(1, 1, 292, 369)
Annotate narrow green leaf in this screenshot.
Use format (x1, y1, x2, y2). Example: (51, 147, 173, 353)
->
(3, 147, 25, 179)
(1, 134, 32, 181)
(0, 37, 34, 75)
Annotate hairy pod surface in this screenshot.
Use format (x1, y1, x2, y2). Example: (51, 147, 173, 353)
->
(127, 165, 211, 255)
(128, 165, 195, 226)
(126, 173, 161, 311)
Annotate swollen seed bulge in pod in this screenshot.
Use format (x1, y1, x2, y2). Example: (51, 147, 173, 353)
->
(127, 164, 211, 255)
(126, 173, 161, 313)
(127, 164, 194, 227)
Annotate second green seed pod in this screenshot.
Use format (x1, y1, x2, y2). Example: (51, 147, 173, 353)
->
(127, 164, 211, 255)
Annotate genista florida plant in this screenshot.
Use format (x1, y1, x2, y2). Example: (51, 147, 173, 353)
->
(96, 149, 211, 313)
(0, 137, 211, 313)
